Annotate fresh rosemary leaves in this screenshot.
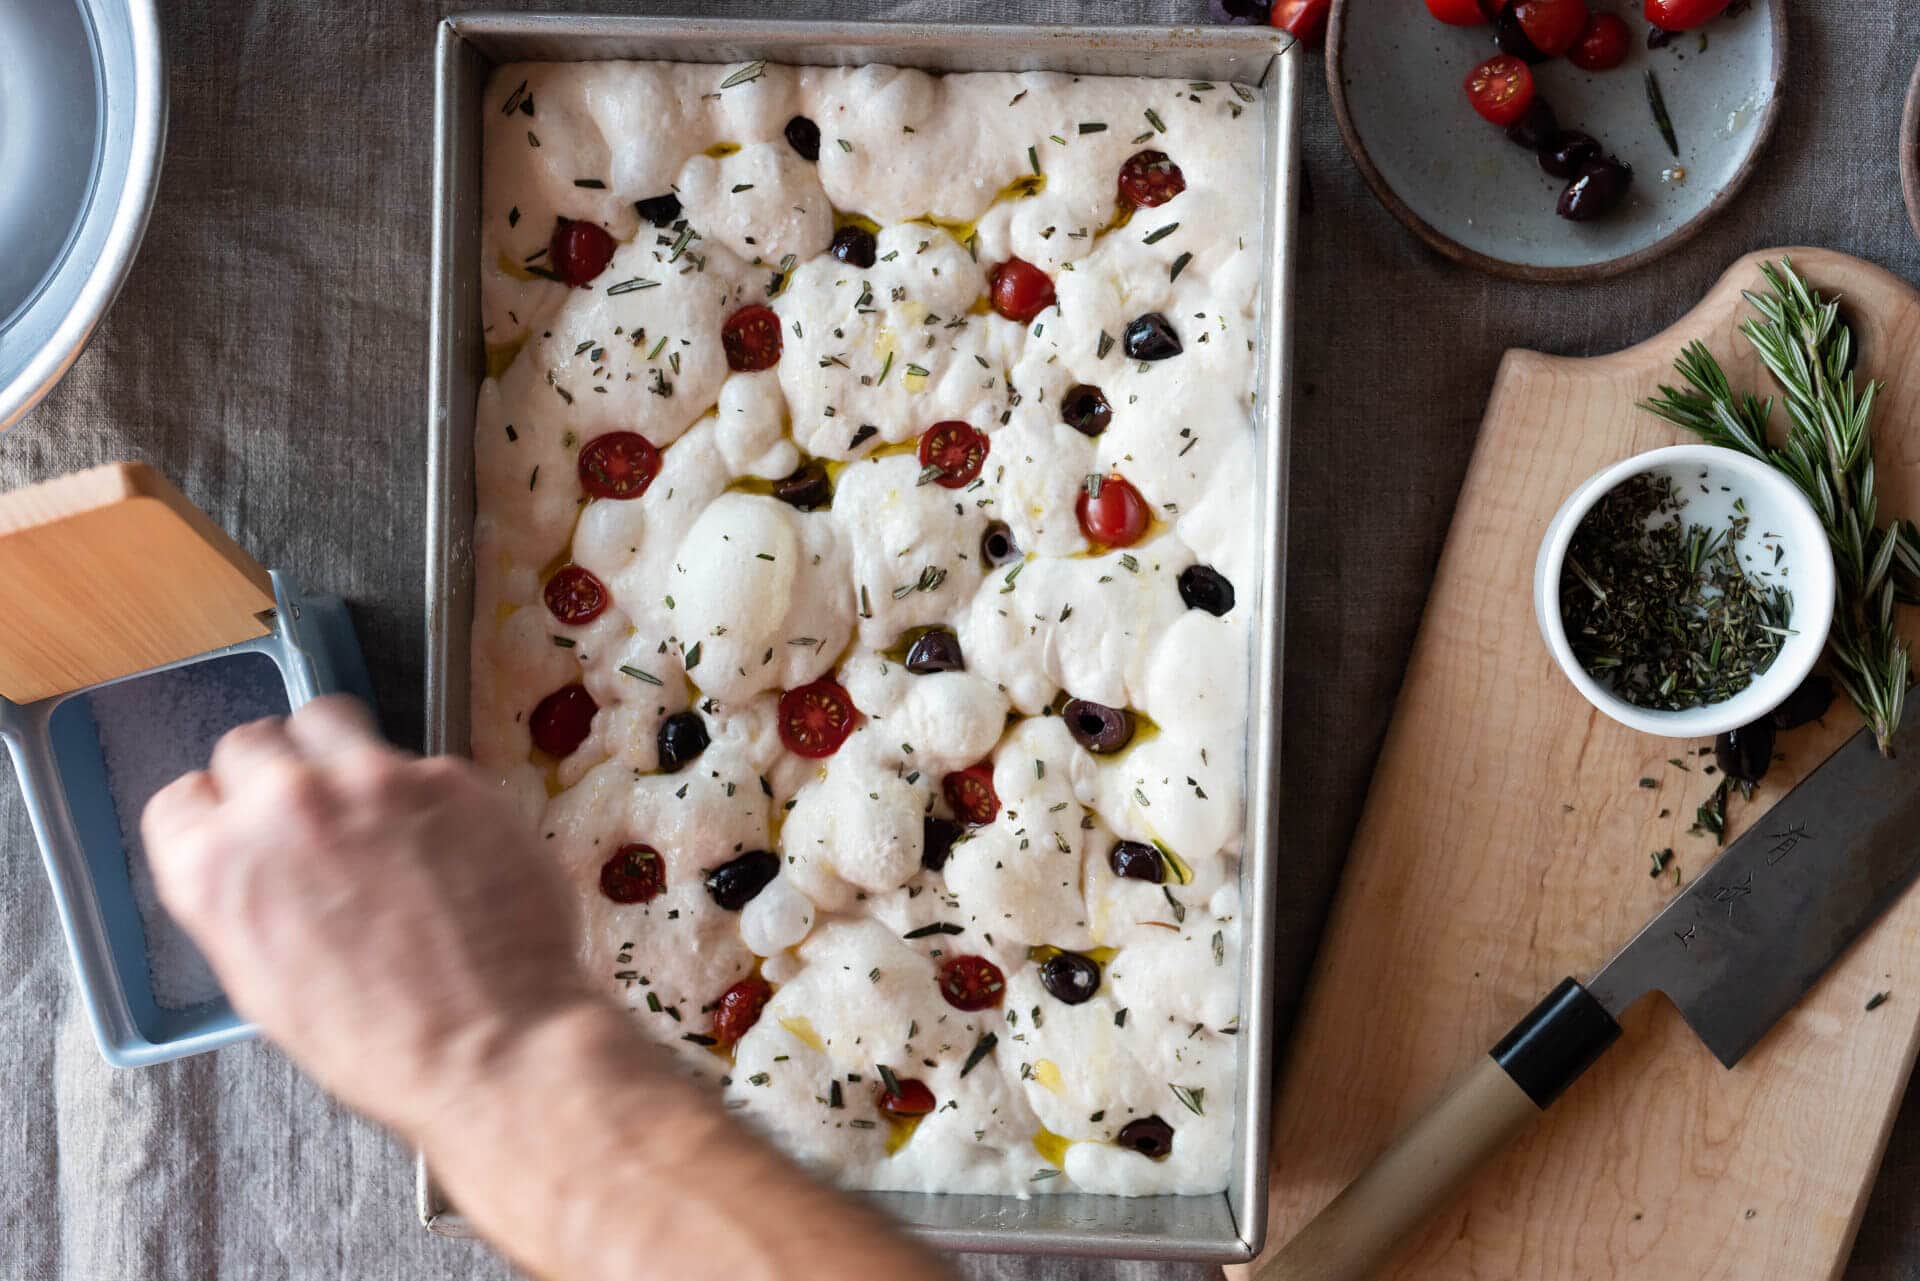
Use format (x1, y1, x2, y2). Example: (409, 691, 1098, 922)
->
(1561, 472, 1791, 710)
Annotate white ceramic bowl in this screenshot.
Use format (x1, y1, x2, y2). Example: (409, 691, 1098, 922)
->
(1534, 444, 1836, 738)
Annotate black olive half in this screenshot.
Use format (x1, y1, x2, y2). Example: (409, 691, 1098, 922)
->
(1064, 698, 1135, 755)
(1178, 564, 1235, 616)
(1116, 1115, 1174, 1159)
(1039, 951, 1101, 1005)
(635, 193, 682, 226)
(905, 629, 965, 674)
(1557, 156, 1633, 222)
(1123, 313, 1181, 362)
(981, 521, 1021, 568)
(773, 459, 833, 511)
(1504, 98, 1560, 152)
(1538, 131, 1601, 180)
(1494, 5, 1548, 61)
(829, 224, 876, 268)
(704, 849, 780, 910)
(784, 114, 821, 162)
(657, 711, 709, 773)
(1769, 673, 1835, 731)
(921, 816, 962, 873)
(1062, 384, 1113, 437)
(1646, 24, 1673, 49)
(1108, 840, 1166, 884)
(1715, 718, 1777, 786)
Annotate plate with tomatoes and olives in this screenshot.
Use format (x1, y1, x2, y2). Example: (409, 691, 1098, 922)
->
(1327, 0, 1783, 281)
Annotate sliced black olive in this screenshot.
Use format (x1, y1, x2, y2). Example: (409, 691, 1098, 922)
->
(657, 711, 709, 773)
(1123, 313, 1182, 362)
(1494, 5, 1548, 61)
(905, 629, 965, 674)
(1064, 698, 1135, 755)
(784, 114, 821, 162)
(1646, 23, 1673, 49)
(1557, 156, 1633, 222)
(921, 816, 962, 873)
(829, 224, 876, 268)
(773, 459, 833, 511)
(1177, 564, 1235, 616)
(1108, 840, 1166, 884)
(1715, 719, 1777, 786)
(981, 521, 1021, 568)
(635, 193, 682, 226)
(1504, 98, 1559, 153)
(704, 849, 780, 910)
(1116, 1115, 1174, 1160)
(1205, 0, 1270, 24)
(1061, 384, 1113, 437)
(1769, 673, 1835, 731)
(1538, 131, 1601, 180)
(1039, 951, 1101, 1005)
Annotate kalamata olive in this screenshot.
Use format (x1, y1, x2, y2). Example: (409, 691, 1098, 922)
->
(1116, 1115, 1174, 1159)
(704, 849, 780, 911)
(922, 816, 962, 873)
(1557, 156, 1633, 221)
(1178, 564, 1236, 616)
(1061, 384, 1113, 437)
(829, 224, 876, 268)
(635, 193, 682, 226)
(784, 114, 821, 161)
(905, 629, 965, 674)
(981, 521, 1021, 568)
(1494, 5, 1548, 61)
(1122, 313, 1182, 361)
(1206, 0, 1271, 23)
(1504, 97, 1560, 152)
(773, 459, 833, 511)
(1039, 951, 1101, 1005)
(1539, 131, 1601, 179)
(657, 711, 710, 773)
(1064, 698, 1135, 754)
(1108, 840, 1166, 884)
(1769, 673, 1835, 731)
(1716, 719, 1777, 786)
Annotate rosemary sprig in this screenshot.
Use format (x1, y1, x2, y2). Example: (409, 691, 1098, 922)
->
(1642, 258, 1919, 754)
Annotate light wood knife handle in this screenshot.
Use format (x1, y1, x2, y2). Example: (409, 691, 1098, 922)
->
(1256, 978, 1621, 1281)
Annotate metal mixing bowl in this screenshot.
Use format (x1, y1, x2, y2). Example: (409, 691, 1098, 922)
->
(0, 0, 166, 432)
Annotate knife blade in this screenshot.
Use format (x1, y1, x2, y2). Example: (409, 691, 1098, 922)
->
(1256, 704, 1920, 1281)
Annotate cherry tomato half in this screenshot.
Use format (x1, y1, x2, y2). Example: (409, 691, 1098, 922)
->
(1513, 0, 1590, 57)
(544, 564, 609, 625)
(937, 955, 1007, 1012)
(1424, 0, 1489, 23)
(1568, 12, 1631, 69)
(1076, 474, 1151, 548)
(1269, 0, 1330, 43)
(722, 304, 784, 371)
(944, 762, 1000, 827)
(710, 976, 772, 1046)
(777, 679, 858, 758)
(917, 420, 989, 489)
(1464, 55, 1536, 127)
(599, 843, 666, 904)
(549, 217, 615, 287)
(577, 431, 661, 501)
(988, 258, 1056, 324)
(1644, 0, 1730, 31)
(876, 1076, 937, 1117)
(531, 683, 597, 757)
(1117, 150, 1188, 208)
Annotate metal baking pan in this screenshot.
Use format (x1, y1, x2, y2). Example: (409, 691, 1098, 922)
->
(422, 11, 1298, 1263)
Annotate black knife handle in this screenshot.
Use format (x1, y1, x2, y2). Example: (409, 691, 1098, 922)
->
(1491, 977, 1622, 1108)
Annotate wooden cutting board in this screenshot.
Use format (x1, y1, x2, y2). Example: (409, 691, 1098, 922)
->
(1232, 247, 1920, 1281)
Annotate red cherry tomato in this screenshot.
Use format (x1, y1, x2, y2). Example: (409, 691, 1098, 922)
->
(710, 975, 773, 1046)
(544, 564, 609, 625)
(876, 1076, 937, 1117)
(577, 431, 661, 501)
(937, 955, 1007, 1012)
(1268, 0, 1330, 43)
(599, 843, 666, 904)
(531, 683, 597, 757)
(1076, 474, 1151, 548)
(1568, 12, 1631, 69)
(1644, 0, 1730, 31)
(777, 679, 858, 758)
(1117, 150, 1187, 208)
(943, 763, 1000, 827)
(917, 421, 989, 489)
(988, 258, 1056, 324)
(1464, 55, 1536, 127)
(549, 217, 615, 287)
(721, 304, 784, 371)
(1424, 0, 1489, 23)
(1513, 0, 1590, 57)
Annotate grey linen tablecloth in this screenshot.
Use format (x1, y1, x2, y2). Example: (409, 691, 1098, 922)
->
(4, 1, 1920, 1277)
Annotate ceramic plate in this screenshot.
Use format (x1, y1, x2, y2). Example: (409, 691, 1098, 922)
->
(1329, 0, 1784, 281)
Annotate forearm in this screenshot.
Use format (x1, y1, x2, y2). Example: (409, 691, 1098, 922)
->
(413, 1000, 959, 1281)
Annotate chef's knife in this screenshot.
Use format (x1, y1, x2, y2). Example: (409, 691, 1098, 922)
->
(1258, 704, 1920, 1281)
